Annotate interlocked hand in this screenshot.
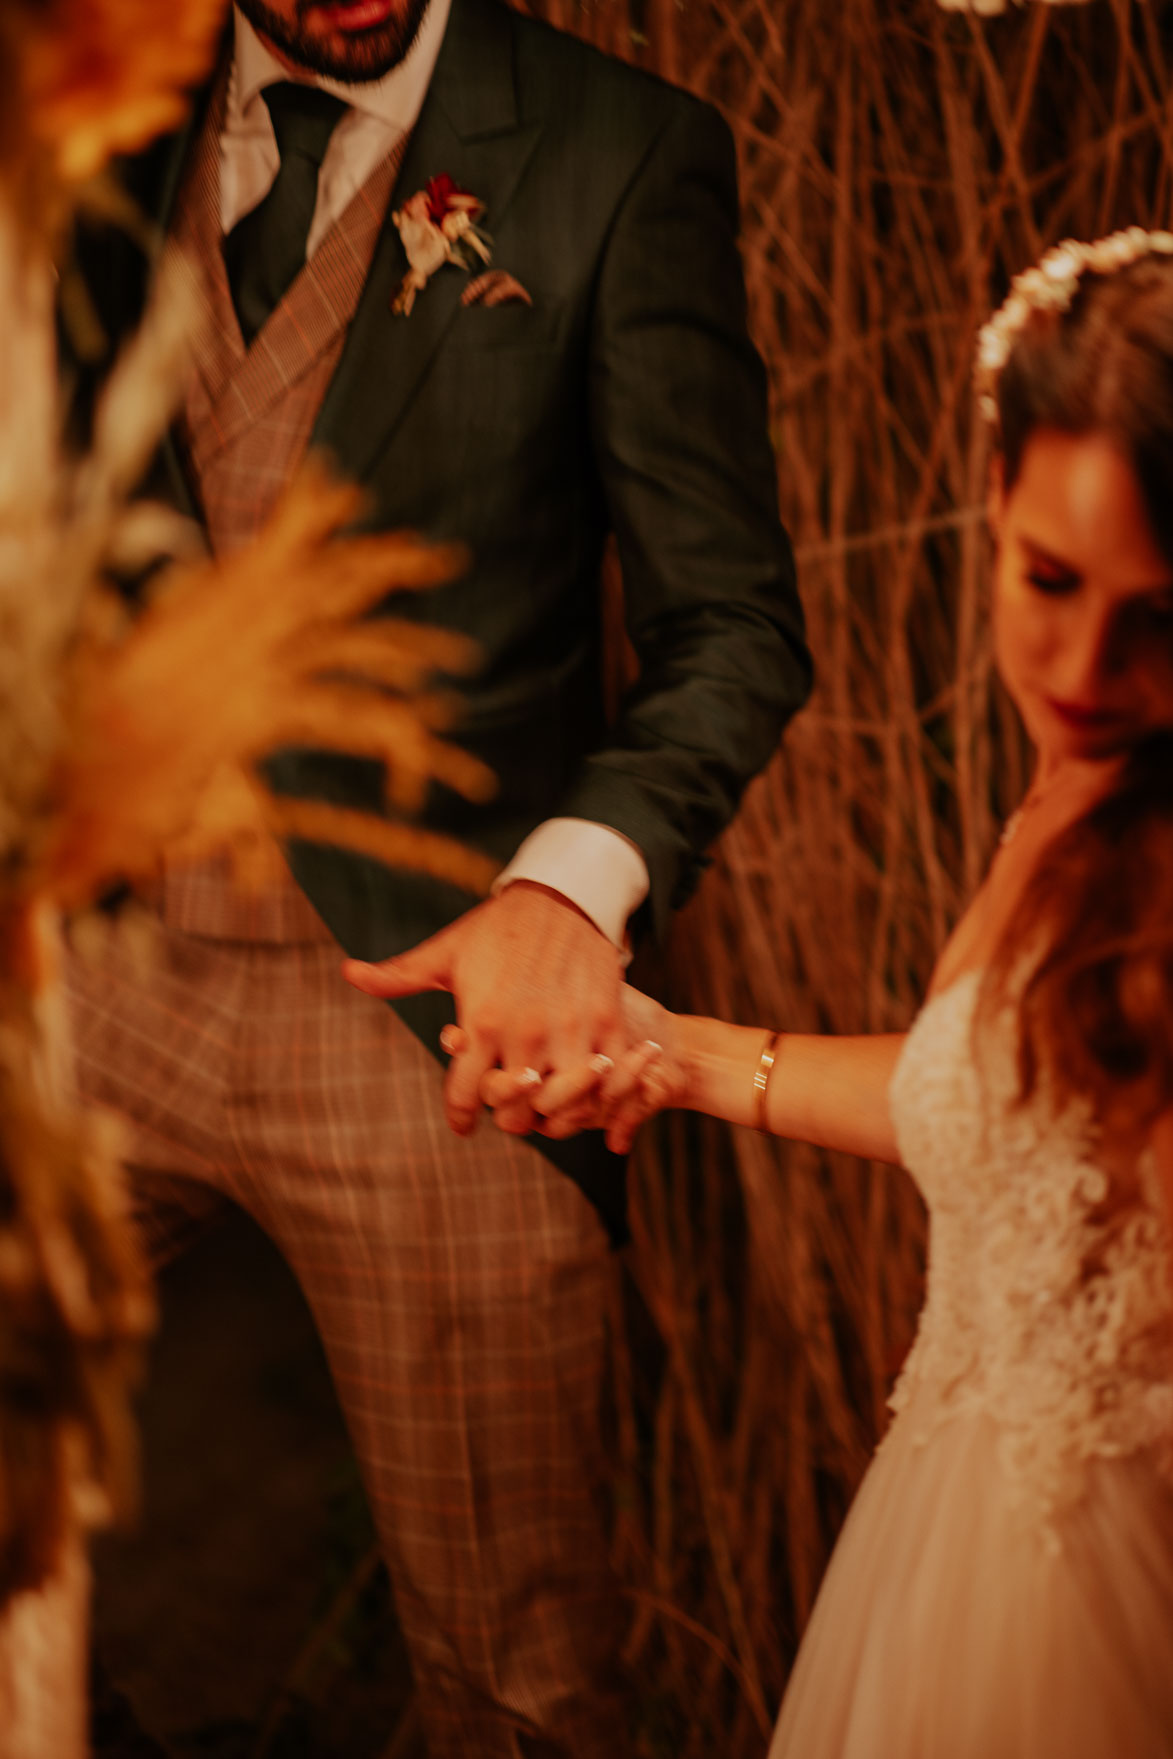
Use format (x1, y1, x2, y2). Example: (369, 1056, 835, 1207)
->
(343, 880, 629, 1137)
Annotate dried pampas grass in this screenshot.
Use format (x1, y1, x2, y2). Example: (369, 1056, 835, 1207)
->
(0, 0, 501, 1663)
(4, 0, 227, 192)
(35, 460, 497, 912)
(0, 959, 148, 1602)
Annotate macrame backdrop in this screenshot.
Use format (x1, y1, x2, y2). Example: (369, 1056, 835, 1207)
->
(509, 1, 1173, 1751)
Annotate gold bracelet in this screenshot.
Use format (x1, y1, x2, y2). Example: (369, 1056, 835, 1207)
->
(752, 1029, 781, 1132)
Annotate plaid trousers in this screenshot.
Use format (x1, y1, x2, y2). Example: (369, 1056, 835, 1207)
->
(66, 899, 634, 1759)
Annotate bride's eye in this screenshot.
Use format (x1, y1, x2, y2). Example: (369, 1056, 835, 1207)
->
(1025, 566, 1078, 596)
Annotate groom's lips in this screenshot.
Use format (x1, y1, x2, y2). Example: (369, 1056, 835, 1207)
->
(314, 0, 398, 30)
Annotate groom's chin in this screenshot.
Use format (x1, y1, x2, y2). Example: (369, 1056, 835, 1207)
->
(237, 0, 433, 84)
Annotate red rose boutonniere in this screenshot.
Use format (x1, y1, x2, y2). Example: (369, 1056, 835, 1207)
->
(391, 174, 493, 315)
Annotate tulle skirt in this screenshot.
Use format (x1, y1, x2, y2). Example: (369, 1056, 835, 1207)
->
(770, 1388, 1173, 1759)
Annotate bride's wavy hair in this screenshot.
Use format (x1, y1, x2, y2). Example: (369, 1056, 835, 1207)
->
(985, 252, 1173, 1141)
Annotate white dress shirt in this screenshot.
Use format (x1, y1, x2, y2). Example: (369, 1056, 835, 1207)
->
(223, 3, 651, 948)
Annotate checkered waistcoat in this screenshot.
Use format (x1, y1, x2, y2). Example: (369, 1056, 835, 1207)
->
(159, 78, 407, 944)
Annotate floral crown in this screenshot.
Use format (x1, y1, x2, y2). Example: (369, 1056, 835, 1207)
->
(974, 226, 1173, 425)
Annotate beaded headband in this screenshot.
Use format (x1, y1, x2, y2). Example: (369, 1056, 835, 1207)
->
(974, 226, 1173, 424)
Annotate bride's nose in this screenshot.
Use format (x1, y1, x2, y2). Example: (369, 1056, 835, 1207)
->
(1054, 604, 1123, 701)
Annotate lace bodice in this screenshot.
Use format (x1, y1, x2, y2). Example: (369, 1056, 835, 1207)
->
(888, 970, 1173, 1529)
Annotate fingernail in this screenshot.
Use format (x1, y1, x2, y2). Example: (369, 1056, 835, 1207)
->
(643, 1040, 662, 1057)
(440, 1025, 460, 1054)
(589, 1052, 614, 1074)
(518, 1067, 543, 1089)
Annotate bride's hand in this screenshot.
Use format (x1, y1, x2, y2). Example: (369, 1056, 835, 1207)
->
(592, 985, 681, 1151)
(443, 985, 682, 1149)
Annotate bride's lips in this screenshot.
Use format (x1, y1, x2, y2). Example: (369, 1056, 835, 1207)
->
(1045, 695, 1123, 733)
(313, 0, 398, 29)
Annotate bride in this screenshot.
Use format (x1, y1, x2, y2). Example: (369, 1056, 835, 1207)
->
(382, 229, 1173, 1755)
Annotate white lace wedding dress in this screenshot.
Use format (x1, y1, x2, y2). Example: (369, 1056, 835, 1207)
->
(769, 969, 1173, 1759)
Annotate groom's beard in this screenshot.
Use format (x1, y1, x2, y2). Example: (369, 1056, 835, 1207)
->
(236, 0, 432, 83)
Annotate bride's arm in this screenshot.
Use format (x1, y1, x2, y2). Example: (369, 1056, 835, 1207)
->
(472, 986, 908, 1162)
(638, 1010, 906, 1163)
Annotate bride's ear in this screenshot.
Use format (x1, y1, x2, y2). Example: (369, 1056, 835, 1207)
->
(987, 452, 1006, 539)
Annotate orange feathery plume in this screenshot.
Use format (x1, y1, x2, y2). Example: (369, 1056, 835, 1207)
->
(32, 462, 499, 912)
(14, 0, 228, 187)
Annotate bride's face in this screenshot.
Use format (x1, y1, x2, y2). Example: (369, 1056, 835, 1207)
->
(990, 428, 1173, 768)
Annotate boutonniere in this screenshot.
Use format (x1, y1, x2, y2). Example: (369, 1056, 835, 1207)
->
(391, 174, 493, 316)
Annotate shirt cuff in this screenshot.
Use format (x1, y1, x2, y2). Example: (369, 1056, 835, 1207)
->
(493, 819, 649, 953)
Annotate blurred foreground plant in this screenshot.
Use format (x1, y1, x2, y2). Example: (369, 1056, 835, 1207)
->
(0, 6, 497, 1742)
(1, 0, 227, 204)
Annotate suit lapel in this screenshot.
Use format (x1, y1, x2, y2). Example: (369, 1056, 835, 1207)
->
(312, 0, 543, 488)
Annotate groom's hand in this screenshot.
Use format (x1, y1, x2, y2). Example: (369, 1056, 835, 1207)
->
(342, 881, 627, 1137)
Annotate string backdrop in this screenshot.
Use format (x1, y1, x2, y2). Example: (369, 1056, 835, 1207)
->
(519, 2, 1167, 1753)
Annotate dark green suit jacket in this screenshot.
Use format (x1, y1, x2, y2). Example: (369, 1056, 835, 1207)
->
(70, 0, 811, 1236)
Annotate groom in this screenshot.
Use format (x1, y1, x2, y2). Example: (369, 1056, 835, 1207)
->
(66, 0, 809, 1751)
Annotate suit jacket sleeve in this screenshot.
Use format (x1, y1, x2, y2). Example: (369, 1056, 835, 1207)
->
(555, 94, 812, 940)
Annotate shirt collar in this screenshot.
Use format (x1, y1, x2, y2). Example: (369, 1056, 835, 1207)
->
(231, 0, 453, 131)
